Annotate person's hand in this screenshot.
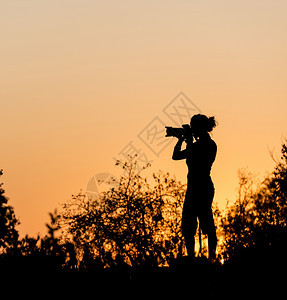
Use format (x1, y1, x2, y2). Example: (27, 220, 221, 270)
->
(177, 135, 184, 142)
(185, 136, 194, 144)
(175, 136, 184, 147)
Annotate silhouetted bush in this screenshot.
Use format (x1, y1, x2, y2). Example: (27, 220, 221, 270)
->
(60, 157, 187, 269)
(0, 169, 19, 255)
(0, 203, 75, 273)
(2, 139, 287, 291)
(220, 140, 287, 270)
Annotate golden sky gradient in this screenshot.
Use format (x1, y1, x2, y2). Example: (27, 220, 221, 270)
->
(1, 0, 287, 235)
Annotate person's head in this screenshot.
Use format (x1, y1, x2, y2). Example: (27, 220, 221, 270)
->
(190, 114, 217, 137)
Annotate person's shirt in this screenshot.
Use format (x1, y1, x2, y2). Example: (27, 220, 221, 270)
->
(172, 134, 217, 183)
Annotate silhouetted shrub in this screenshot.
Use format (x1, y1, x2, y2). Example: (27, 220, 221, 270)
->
(220, 141, 287, 267)
(60, 158, 187, 269)
(0, 169, 19, 255)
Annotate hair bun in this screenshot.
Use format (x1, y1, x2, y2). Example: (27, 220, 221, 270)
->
(190, 114, 217, 132)
(207, 116, 217, 132)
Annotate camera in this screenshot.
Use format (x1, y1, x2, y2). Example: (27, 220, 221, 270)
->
(165, 124, 193, 139)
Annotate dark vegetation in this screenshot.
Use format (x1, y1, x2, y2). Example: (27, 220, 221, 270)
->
(1, 142, 287, 296)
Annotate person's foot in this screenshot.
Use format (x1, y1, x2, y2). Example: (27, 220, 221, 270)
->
(208, 251, 217, 263)
(208, 257, 217, 263)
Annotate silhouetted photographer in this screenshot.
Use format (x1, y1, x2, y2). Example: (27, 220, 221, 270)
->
(167, 114, 217, 261)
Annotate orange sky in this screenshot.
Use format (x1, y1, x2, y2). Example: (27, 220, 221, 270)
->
(1, 0, 287, 236)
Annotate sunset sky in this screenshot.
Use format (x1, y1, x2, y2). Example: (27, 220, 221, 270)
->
(1, 0, 287, 236)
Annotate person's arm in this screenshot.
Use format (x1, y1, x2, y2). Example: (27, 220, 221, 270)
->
(172, 137, 187, 160)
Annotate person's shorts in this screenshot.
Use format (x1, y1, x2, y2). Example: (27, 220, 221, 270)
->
(181, 183, 216, 236)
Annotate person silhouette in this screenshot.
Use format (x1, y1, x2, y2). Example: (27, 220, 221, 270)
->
(172, 114, 217, 260)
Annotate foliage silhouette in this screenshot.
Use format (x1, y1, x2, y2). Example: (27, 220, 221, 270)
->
(0, 169, 19, 255)
(1, 139, 287, 297)
(0, 205, 75, 273)
(219, 141, 287, 264)
(60, 157, 187, 269)
(216, 140, 287, 298)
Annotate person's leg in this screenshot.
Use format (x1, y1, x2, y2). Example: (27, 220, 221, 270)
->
(199, 204, 217, 260)
(206, 183, 217, 260)
(207, 230, 217, 260)
(182, 187, 197, 258)
(182, 204, 197, 258)
(184, 235, 195, 258)
(204, 208, 217, 260)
